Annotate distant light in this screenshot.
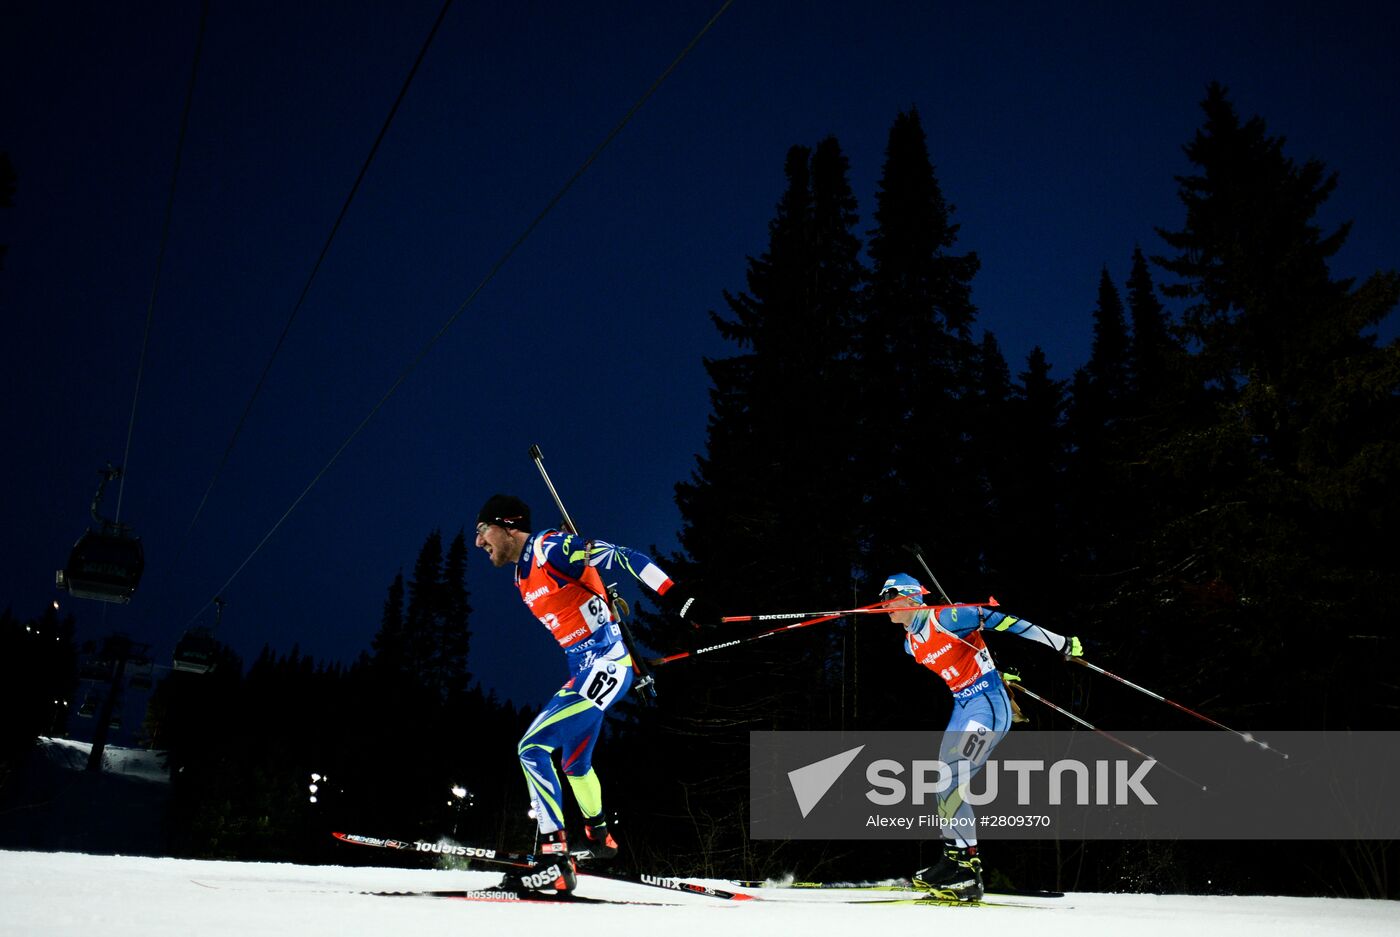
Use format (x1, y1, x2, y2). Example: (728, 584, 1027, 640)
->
(309, 784, 318, 794)
(451, 786, 467, 799)
(311, 772, 322, 782)
(53, 601, 60, 609)
(309, 796, 318, 804)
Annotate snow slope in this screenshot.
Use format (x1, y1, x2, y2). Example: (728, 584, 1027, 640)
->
(1, 849, 1394, 937)
(0, 740, 170, 857)
(32, 737, 169, 783)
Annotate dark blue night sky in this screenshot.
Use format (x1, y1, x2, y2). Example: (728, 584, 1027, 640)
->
(3, 1, 1397, 729)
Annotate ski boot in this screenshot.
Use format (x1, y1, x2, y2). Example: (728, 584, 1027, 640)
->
(582, 816, 619, 860)
(912, 843, 983, 902)
(499, 830, 577, 893)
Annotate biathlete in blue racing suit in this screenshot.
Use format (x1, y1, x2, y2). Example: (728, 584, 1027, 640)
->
(474, 493, 717, 892)
(879, 572, 1082, 901)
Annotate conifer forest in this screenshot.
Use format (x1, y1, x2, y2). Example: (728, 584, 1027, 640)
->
(3, 84, 1396, 899)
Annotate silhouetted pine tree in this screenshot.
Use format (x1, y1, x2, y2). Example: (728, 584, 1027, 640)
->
(1098, 246, 1199, 638)
(674, 138, 864, 600)
(354, 530, 478, 838)
(1124, 245, 1183, 414)
(860, 107, 982, 588)
(1086, 267, 1132, 414)
(966, 332, 1014, 571)
(375, 529, 472, 701)
(1063, 267, 1135, 592)
(629, 137, 868, 876)
(1142, 83, 1400, 727)
(846, 110, 988, 761)
(434, 530, 472, 701)
(370, 571, 406, 676)
(404, 529, 443, 679)
(669, 138, 865, 626)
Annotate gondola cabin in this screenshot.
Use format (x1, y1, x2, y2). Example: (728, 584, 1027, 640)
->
(56, 527, 145, 604)
(173, 627, 218, 674)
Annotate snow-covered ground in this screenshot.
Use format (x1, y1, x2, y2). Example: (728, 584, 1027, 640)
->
(2, 741, 1396, 934)
(1, 849, 1394, 937)
(33, 737, 169, 783)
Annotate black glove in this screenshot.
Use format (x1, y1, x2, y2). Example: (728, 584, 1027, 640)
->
(668, 587, 721, 629)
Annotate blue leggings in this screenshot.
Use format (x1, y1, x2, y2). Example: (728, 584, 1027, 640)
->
(937, 681, 1013, 848)
(517, 646, 634, 835)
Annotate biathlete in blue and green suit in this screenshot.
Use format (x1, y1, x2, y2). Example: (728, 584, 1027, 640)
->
(474, 494, 718, 893)
(879, 572, 1083, 902)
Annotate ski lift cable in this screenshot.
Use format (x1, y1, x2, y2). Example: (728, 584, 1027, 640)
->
(173, 0, 457, 567)
(113, 0, 211, 526)
(182, 0, 736, 628)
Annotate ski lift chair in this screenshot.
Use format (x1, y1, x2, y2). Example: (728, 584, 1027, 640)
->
(173, 627, 218, 674)
(57, 528, 145, 603)
(56, 466, 146, 604)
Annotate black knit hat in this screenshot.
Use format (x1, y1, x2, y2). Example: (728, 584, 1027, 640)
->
(477, 494, 531, 532)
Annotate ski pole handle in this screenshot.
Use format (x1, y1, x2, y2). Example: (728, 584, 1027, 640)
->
(529, 445, 578, 535)
(903, 542, 954, 605)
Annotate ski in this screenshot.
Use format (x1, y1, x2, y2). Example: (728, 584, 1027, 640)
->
(851, 890, 1058, 907)
(729, 878, 1064, 898)
(586, 869, 753, 902)
(331, 830, 752, 902)
(369, 887, 677, 906)
(191, 879, 668, 905)
(331, 830, 594, 868)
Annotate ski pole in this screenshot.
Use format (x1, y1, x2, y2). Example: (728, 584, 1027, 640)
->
(721, 594, 998, 624)
(1071, 658, 1288, 759)
(649, 610, 847, 666)
(660, 597, 1002, 665)
(529, 444, 579, 534)
(908, 543, 1285, 760)
(528, 444, 658, 701)
(1006, 679, 1208, 791)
